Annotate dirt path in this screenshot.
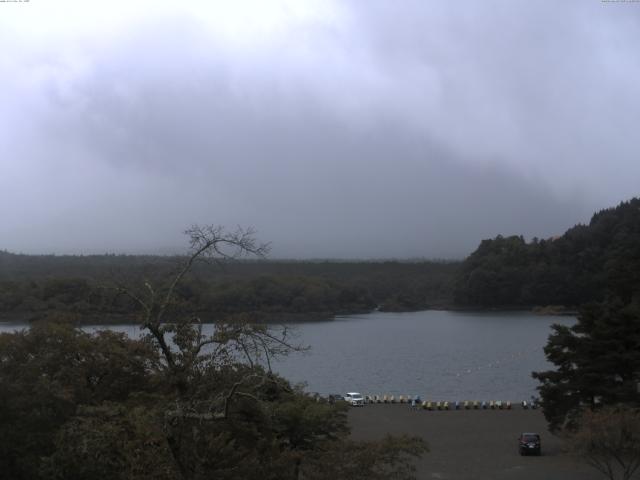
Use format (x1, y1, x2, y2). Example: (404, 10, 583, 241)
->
(349, 405, 603, 480)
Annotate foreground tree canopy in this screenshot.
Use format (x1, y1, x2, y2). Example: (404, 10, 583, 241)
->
(0, 226, 427, 480)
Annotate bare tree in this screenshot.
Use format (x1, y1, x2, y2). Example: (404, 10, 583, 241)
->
(111, 225, 303, 407)
(569, 407, 640, 480)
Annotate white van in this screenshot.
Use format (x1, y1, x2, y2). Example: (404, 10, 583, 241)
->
(344, 392, 365, 406)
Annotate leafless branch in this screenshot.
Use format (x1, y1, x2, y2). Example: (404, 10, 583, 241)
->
(569, 407, 640, 480)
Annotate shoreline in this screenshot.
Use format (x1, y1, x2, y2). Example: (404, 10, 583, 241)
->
(0, 304, 577, 326)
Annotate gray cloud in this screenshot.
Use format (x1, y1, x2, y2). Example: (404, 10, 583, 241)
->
(1, 0, 637, 258)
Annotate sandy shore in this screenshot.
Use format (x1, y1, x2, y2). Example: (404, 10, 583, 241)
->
(349, 405, 603, 480)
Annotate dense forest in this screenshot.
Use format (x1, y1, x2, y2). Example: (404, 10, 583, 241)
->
(0, 253, 457, 322)
(2, 197, 639, 320)
(454, 197, 640, 308)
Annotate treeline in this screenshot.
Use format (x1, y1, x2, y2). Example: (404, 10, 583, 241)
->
(454, 197, 640, 308)
(0, 253, 458, 321)
(4, 197, 640, 317)
(0, 276, 375, 321)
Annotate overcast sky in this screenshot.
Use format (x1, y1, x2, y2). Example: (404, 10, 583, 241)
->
(1, 0, 639, 258)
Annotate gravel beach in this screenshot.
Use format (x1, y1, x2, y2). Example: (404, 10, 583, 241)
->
(349, 405, 603, 480)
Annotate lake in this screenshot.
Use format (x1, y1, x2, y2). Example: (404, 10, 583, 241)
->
(0, 310, 573, 402)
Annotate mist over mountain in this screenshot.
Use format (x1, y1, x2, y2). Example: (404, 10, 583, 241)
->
(1, 1, 638, 257)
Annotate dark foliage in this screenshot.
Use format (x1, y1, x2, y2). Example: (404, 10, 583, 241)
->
(0, 254, 458, 322)
(454, 198, 640, 308)
(0, 321, 427, 480)
(0, 323, 159, 479)
(532, 299, 640, 432)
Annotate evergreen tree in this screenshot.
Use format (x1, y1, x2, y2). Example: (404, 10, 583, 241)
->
(533, 299, 640, 431)
(454, 197, 640, 308)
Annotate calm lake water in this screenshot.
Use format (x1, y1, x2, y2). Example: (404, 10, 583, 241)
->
(0, 310, 573, 401)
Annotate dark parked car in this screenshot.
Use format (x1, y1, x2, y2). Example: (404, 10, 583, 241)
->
(518, 433, 541, 456)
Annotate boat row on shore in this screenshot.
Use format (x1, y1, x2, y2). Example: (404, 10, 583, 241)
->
(366, 396, 540, 410)
(327, 393, 539, 410)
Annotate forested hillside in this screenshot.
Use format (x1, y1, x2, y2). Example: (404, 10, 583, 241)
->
(454, 198, 640, 308)
(4, 197, 638, 319)
(0, 253, 457, 322)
